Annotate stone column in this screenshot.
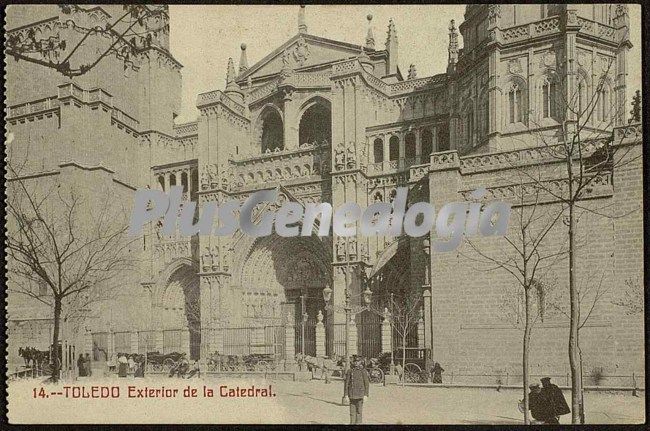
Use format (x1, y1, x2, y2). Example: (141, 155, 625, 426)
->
(348, 314, 358, 356)
(284, 313, 296, 370)
(283, 91, 298, 150)
(427, 126, 436, 158)
(130, 331, 139, 354)
(84, 330, 93, 357)
(164, 172, 170, 192)
(415, 129, 422, 163)
(154, 330, 164, 352)
(381, 308, 392, 354)
(315, 311, 326, 357)
(108, 330, 115, 359)
(383, 135, 390, 170)
(398, 133, 405, 169)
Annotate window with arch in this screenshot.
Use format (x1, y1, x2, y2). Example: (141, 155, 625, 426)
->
(389, 136, 399, 161)
(576, 74, 589, 120)
(597, 80, 612, 123)
(299, 99, 331, 146)
(478, 93, 489, 139)
(541, 75, 559, 120)
(421, 128, 433, 157)
(463, 107, 474, 147)
(405, 133, 416, 161)
(506, 82, 524, 124)
(437, 124, 450, 151)
(373, 138, 384, 163)
(258, 107, 284, 153)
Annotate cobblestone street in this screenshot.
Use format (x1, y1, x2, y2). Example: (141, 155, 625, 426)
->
(8, 376, 645, 424)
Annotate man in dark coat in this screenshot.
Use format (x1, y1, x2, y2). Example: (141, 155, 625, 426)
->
(343, 357, 370, 424)
(527, 383, 554, 424)
(77, 354, 86, 377)
(539, 377, 570, 424)
(431, 362, 444, 383)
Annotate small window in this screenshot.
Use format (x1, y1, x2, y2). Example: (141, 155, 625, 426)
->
(373, 138, 384, 163)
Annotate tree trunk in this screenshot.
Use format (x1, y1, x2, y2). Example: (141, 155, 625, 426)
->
(567, 166, 583, 424)
(522, 288, 533, 425)
(402, 333, 406, 386)
(51, 297, 62, 382)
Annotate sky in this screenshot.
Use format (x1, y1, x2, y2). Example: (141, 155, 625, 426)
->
(168, 4, 642, 123)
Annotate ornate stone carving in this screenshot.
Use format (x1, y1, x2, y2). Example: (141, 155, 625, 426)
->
(507, 58, 523, 75)
(293, 37, 311, 66)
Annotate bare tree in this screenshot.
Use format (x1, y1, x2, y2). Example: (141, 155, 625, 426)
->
(510, 35, 641, 423)
(387, 293, 423, 386)
(5, 150, 138, 381)
(5, 4, 169, 78)
(464, 181, 566, 424)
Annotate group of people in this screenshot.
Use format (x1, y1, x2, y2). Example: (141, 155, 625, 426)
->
(112, 353, 145, 378)
(76, 353, 93, 377)
(168, 353, 200, 379)
(523, 377, 571, 424)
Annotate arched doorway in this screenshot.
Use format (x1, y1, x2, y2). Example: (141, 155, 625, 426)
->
(298, 98, 331, 146)
(236, 235, 332, 356)
(257, 106, 284, 153)
(367, 239, 418, 357)
(161, 264, 201, 359)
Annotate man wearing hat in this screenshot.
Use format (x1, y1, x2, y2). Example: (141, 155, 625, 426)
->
(539, 377, 570, 424)
(527, 383, 548, 424)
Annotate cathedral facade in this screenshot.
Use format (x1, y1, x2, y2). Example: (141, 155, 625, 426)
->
(6, 4, 643, 382)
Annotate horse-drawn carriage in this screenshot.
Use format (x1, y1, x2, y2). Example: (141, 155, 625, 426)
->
(206, 352, 277, 372)
(144, 351, 184, 372)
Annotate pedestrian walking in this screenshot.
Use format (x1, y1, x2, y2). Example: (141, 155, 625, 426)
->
(134, 356, 145, 378)
(431, 362, 444, 383)
(539, 377, 570, 424)
(77, 354, 86, 377)
(520, 383, 551, 424)
(117, 353, 128, 377)
(84, 353, 92, 377)
(395, 363, 403, 382)
(343, 357, 370, 424)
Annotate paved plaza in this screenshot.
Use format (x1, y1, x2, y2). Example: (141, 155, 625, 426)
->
(7, 376, 645, 424)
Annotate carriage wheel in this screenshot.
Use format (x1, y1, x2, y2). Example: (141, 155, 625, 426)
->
(404, 363, 421, 383)
(163, 358, 176, 371)
(245, 362, 257, 372)
(152, 363, 163, 372)
(255, 361, 269, 372)
(368, 367, 384, 384)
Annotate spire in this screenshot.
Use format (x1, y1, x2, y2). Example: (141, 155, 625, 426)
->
(239, 43, 248, 75)
(365, 14, 375, 50)
(407, 64, 417, 80)
(298, 5, 307, 34)
(447, 19, 458, 74)
(224, 57, 243, 103)
(226, 57, 236, 85)
(385, 18, 398, 76)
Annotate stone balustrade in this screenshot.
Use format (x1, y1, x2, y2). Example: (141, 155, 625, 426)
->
(230, 144, 330, 189)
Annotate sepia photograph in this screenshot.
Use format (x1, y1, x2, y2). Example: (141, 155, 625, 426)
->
(3, 3, 645, 425)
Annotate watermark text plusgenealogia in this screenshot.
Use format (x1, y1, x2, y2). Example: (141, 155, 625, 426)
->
(128, 187, 511, 252)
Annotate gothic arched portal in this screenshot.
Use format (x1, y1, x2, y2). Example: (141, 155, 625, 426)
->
(160, 263, 201, 359)
(234, 234, 332, 356)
